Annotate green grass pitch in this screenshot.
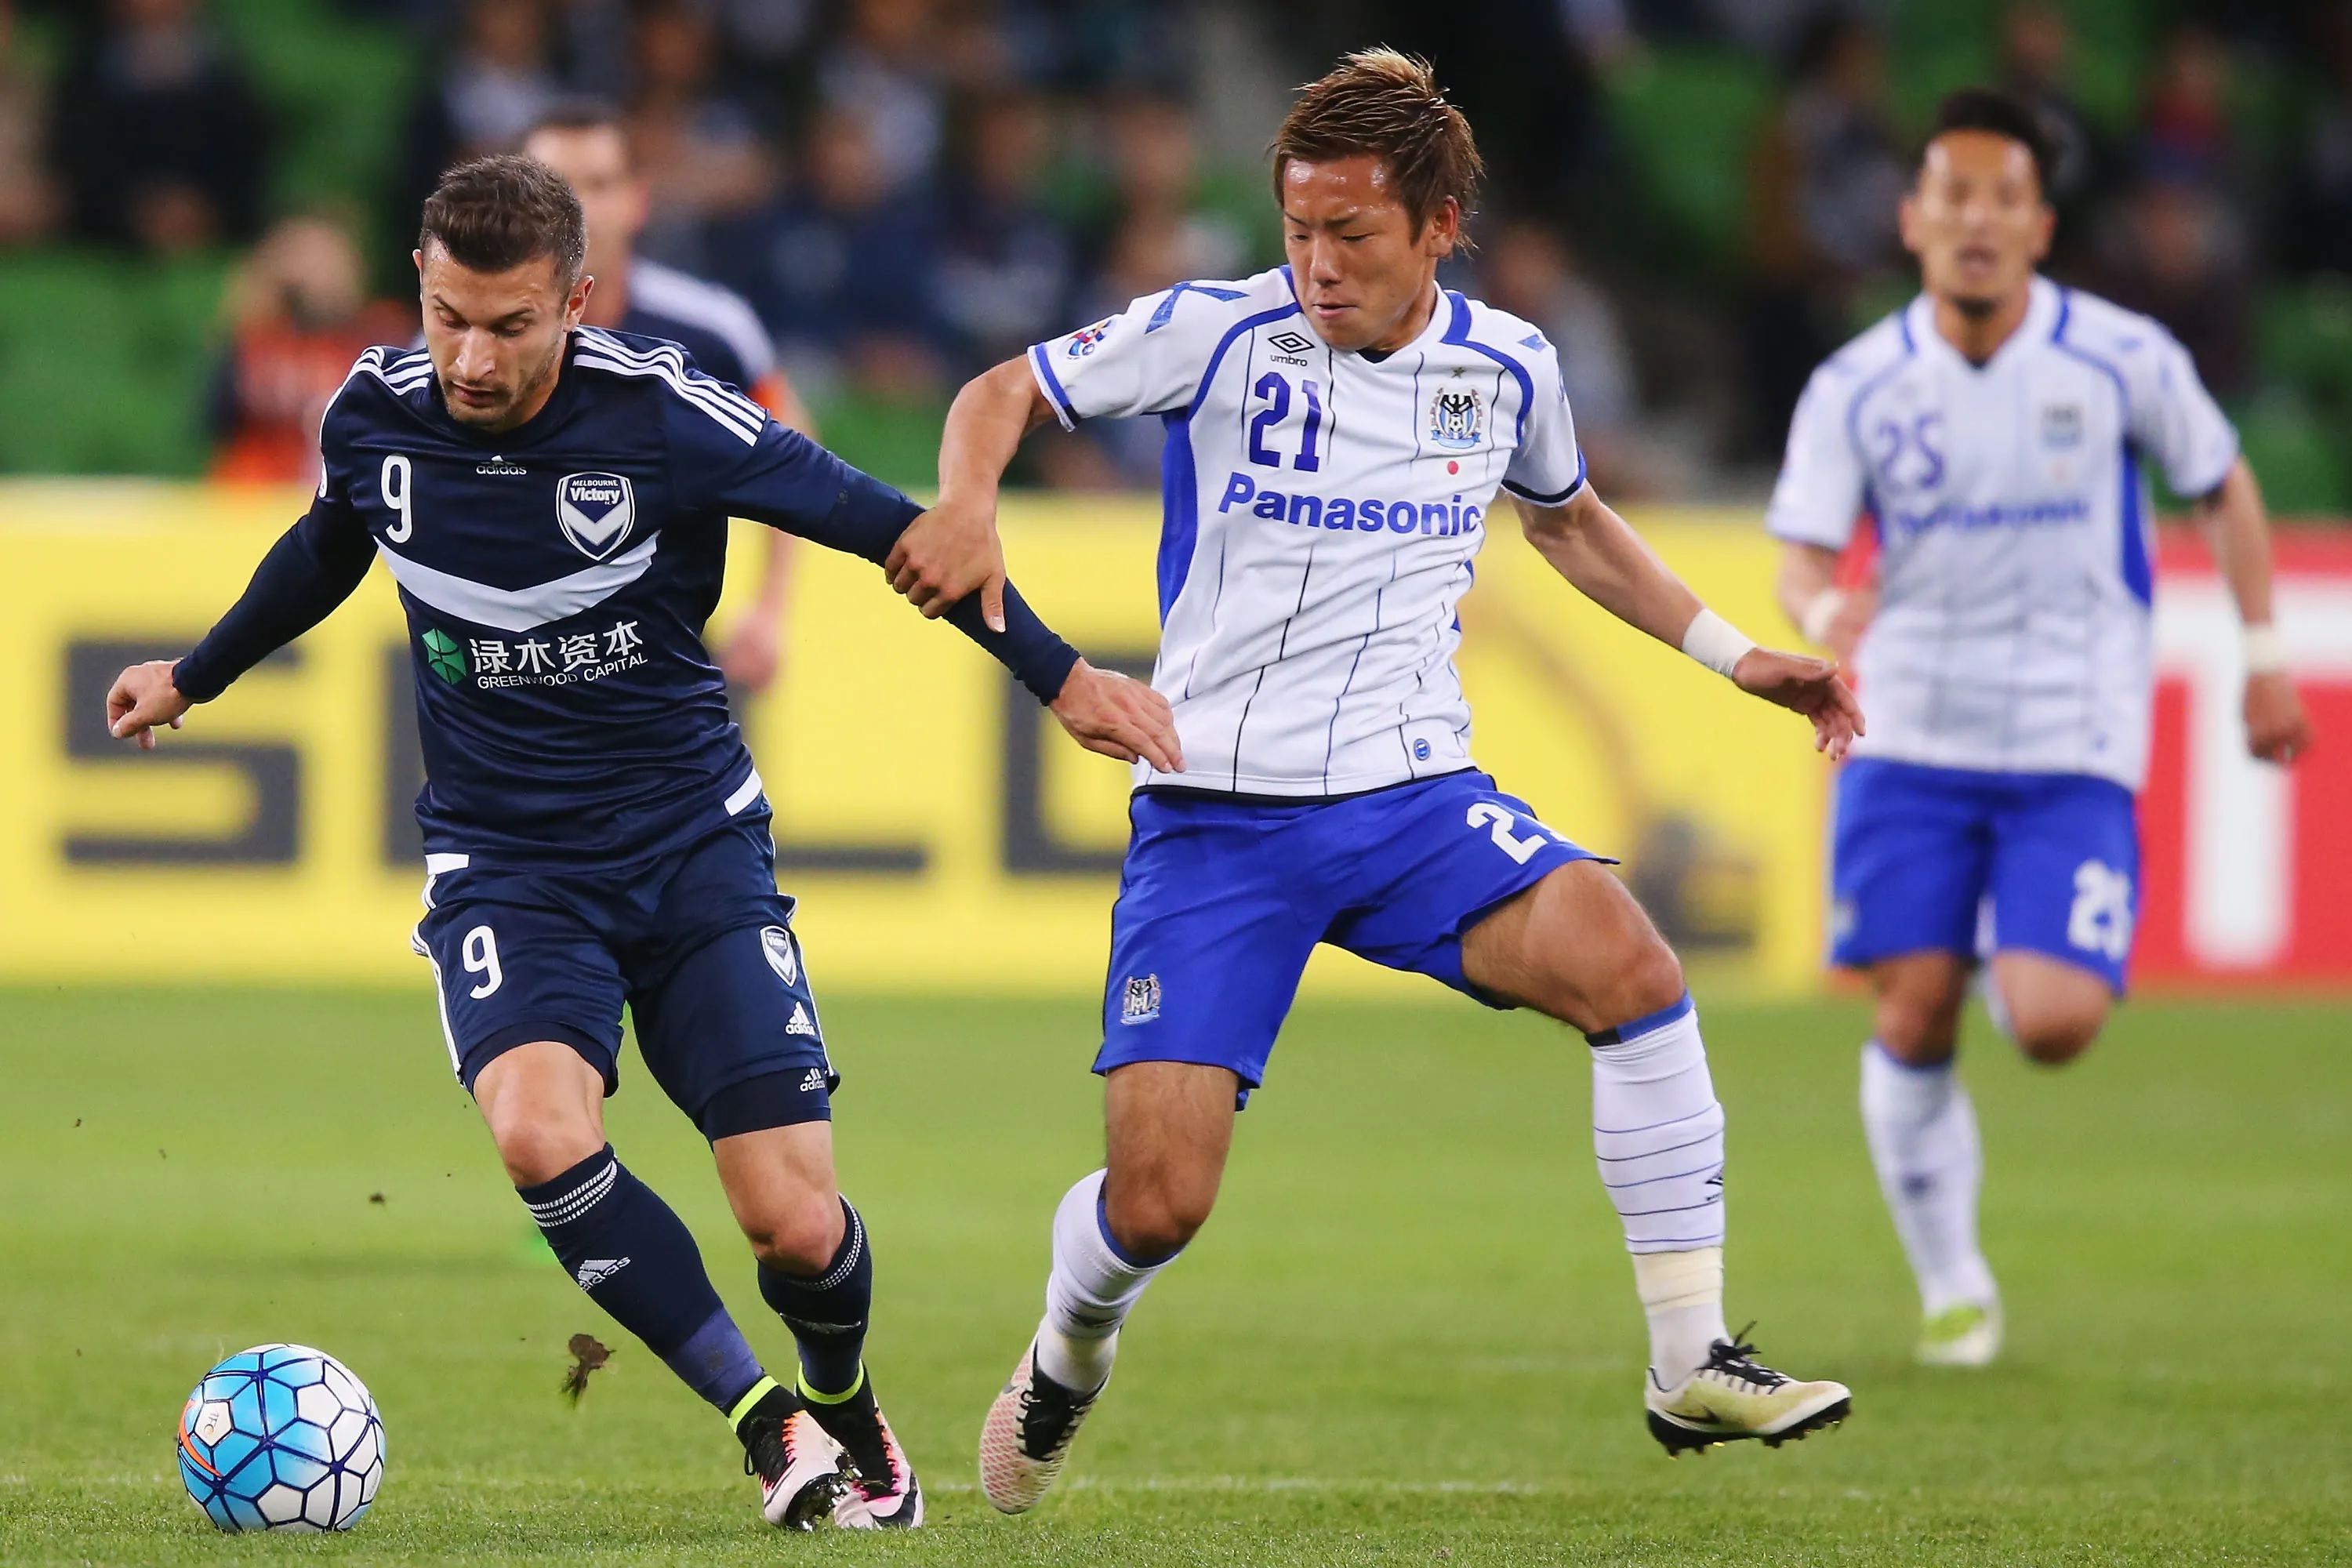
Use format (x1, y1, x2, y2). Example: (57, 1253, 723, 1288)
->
(1, 985, 2344, 1565)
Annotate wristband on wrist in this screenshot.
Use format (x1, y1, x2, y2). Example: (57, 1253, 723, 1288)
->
(1798, 588, 1849, 647)
(2242, 622, 2285, 675)
(1680, 608, 1759, 679)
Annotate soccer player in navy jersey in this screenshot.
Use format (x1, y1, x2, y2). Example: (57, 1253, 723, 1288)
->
(521, 100, 808, 694)
(104, 154, 1177, 1533)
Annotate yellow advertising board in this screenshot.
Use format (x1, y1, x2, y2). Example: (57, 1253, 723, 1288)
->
(0, 485, 1825, 995)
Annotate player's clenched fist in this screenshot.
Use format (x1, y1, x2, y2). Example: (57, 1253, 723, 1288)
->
(2244, 670, 2311, 765)
(1731, 648, 1865, 761)
(1049, 660, 1184, 775)
(106, 659, 192, 751)
(887, 495, 1008, 631)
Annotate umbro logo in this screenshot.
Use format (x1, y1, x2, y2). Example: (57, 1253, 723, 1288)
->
(787, 1003, 818, 1037)
(575, 1257, 631, 1289)
(798, 1066, 827, 1093)
(1266, 329, 1315, 365)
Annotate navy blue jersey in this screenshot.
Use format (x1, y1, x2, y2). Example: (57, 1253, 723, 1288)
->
(176, 327, 1076, 867)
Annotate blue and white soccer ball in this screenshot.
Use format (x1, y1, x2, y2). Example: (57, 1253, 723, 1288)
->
(176, 1343, 385, 1532)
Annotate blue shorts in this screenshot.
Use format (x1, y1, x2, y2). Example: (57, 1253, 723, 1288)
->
(1830, 758, 2140, 993)
(1095, 771, 1605, 1095)
(410, 815, 836, 1138)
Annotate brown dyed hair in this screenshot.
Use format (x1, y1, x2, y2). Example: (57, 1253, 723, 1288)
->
(1271, 48, 1484, 241)
(418, 154, 587, 282)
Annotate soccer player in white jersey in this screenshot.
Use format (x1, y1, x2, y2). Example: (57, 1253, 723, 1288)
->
(1766, 90, 2312, 1368)
(887, 49, 1867, 1499)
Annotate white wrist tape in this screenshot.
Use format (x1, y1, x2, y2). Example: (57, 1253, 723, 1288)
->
(1798, 588, 1848, 647)
(2242, 623, 2285, 675)
(1681, 608, 1758, 679)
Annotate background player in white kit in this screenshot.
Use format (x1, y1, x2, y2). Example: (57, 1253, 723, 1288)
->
(890, 49, 1867, 1499)
(1767, 90, 2313, 1368)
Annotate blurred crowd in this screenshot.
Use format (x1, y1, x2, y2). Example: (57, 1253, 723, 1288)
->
(5, 0, 2352, 500)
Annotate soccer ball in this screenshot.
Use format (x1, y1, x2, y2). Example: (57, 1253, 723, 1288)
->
(175, 1344, 384, 1532)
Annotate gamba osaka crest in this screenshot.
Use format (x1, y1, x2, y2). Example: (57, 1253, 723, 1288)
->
(1119, 972, 1161, 1025)
(1428, 384, 1485, 450)
(557, 472, 636, 561)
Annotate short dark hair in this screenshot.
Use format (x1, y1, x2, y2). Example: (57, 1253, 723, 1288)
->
(1272, 47, 1484, 241)
(522, 96, 628, 149)
(1926, 88, 2055, 194)
(417, 154, 586, 282)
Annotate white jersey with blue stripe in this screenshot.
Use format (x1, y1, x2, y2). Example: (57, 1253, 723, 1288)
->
(1766, 277, 2238, 791)
(1029, 265, 1584, 797)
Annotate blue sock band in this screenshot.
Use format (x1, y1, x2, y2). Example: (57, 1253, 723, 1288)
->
(1585, 992, 1697, 1048)
(518, 1145, 765, 1413)
(757, 1197, 871, 1397)
(1097, 1186, 1179, 1269)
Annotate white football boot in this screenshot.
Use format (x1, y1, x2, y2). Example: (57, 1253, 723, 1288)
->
(739, 1400, 857, 1530)
(1916, 1300, 2002, 1368)
(1645, 1328, 1852, 1456)
(978, 1338, 1105, 1514)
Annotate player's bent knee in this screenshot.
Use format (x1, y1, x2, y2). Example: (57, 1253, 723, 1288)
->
(483, 1105, 603, 1189)
(740, 1192, 848, 1276)
(2014, 1007, 2107, 1067)
(1620, 939, 1686, 1019)
(1103, 1178, 1214, 1264)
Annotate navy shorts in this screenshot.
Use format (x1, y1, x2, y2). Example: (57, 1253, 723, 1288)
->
(410, 815, 836, 1137)
(1095, 770, 1606, 1096)
(1830, 758, 2141, 993)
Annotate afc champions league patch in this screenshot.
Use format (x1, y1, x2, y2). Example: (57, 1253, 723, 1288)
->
(759, 924, 800, 986)
(556, 471, 636, 561)
(2040, 401, 2085, 450)
(1428, 383, 1486, 451)
(1120, 972, 1161, 1025)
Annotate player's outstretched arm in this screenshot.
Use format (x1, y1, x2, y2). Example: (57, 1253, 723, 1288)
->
(1516, 488, 1864, 759)
(106, 499, 376, 750)
(2192, 456, 2311, 764)
(884, 357, 1057, 630)
(699, 401, 1181, 771)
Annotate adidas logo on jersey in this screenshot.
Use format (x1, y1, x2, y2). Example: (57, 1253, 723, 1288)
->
(786, 1003, 817, 1037)
(798, 1066, 827, 1094)
(575, 1257, 631, 1289)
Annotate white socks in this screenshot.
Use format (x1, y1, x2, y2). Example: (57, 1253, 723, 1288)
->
(1632, 1248, 1726, 1385)
(1859, 1041, 1996, 1315)
(1036, 1169, 1167, 1392)
(1589, 996, 1730, 1382)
